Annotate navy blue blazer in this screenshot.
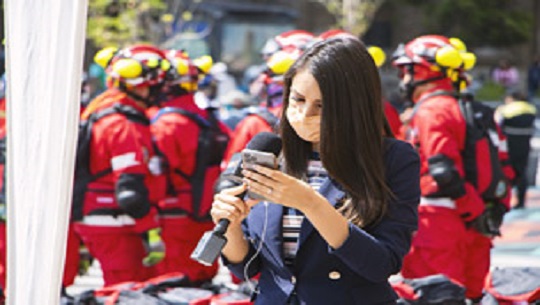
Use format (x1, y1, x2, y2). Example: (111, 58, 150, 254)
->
(224, 138, 420, 305)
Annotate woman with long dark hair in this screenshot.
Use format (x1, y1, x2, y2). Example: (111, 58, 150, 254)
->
(211, 37, 420, 304)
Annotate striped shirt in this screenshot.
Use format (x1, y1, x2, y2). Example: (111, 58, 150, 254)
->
(283, 152, 328, 266)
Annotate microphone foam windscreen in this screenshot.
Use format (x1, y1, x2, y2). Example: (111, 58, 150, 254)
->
(245, 132, 282, 157)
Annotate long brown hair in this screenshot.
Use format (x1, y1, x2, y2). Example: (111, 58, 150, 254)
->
(280, 37, 392, 228)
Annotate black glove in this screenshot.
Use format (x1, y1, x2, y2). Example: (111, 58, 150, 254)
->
(468, 201, 507, 238)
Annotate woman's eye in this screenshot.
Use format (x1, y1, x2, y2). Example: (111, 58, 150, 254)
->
(291, 95, 304, 102)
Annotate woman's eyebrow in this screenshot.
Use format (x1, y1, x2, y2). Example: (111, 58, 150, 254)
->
(291, 89, 305, 97)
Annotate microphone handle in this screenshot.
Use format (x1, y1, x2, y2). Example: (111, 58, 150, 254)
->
(214, 218, 230, 235)
(212, 190, 246, 236)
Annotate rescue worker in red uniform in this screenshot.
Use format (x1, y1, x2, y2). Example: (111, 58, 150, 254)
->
(150, 50, 231, 284)
(224, 31, 315, 163)
(223, 49, 300, 162)
(392, 35, 493, 302)
(74, 45, 168, 286)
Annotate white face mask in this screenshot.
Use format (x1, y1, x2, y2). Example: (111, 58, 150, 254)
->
(286, 106, 321, 142)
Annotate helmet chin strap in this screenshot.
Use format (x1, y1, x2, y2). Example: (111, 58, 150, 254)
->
(119, 83, 163, 107)
(411, 75, 447, 89)
(167, 85, 189, 98)
(401, 64, 447, 104)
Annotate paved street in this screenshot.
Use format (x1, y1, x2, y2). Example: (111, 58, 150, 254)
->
(491, 188, 540, 267)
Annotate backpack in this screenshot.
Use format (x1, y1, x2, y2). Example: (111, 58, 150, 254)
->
(393, 274, 467, 305)
(459, 98, 509, 202)
(246, 107, 279, 132)
(413, 91, 509, 202)
(71, 104, 149, 221)
(151, 107, 230, 221)
(483, 267, 540, 304)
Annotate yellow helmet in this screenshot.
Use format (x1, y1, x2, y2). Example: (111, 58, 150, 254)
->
(449, 37, 467, 52)
(367, 46, 386, 68)
(193, 55, 213, 74)
(165, 50, 201, 92)
(266, 50, 298, 76)
(94, 47, 118, 69)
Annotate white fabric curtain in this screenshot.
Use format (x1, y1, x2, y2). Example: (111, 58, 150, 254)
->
(4, 0, 88, 303)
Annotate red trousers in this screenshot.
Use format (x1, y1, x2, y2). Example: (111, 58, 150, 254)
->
(63, 224, 81, 287)
(75, 224, 154, 286)
(401, 206, 491, 299)
(0, 222, 5, 290)
(463, 229, 491, 299)
(156, 217, 218, 283)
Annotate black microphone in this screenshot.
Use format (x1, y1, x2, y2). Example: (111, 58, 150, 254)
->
(221, 132, 282, 183)
(191, 132, 282, 266)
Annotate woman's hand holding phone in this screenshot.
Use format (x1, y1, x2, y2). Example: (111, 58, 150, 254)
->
(242, 165, 324, 212)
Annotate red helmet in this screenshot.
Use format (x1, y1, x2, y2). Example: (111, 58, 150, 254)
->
(261, 30, 315, 59)
(392, 35, 465, 102)
(106, 44, 170, 89)
(317, 29, 357, 40)
(310, 29, 359, 51)
(165, 49, 199, 92)
(392, 35, 464, 80)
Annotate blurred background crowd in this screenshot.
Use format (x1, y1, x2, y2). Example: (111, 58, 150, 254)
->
(1, 0, 540, 304)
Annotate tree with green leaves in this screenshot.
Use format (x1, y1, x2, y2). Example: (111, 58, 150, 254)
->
(87, 0, 166, 48)
(316, 0, 386, 36)
(318, 0, 532, 47)
(401, 0, 532, 47)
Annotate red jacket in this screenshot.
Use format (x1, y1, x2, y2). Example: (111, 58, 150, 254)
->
(151, 94, 232, 216)
(0, 98, 5, 139)
(82, 89, 165, 232)
(223, 105, 281, 163)
(0, 98, 5, 197)
(384, 101, 402, 139)
(407, 86, 484, 221)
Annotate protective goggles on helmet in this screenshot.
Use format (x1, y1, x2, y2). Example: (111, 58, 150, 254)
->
(393, 35, 479, 101)
(392, 43, 461, 70)
(447, 37, 477, 92)
(103, 45, 171, 89)
(393, 36, 476, 72)
(268, 51, 297, 74)
(263, 50, 299, 84)
(109, 57, 171, 87)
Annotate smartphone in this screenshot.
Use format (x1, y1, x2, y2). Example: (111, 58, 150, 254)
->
(241, 148, 278, 200)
